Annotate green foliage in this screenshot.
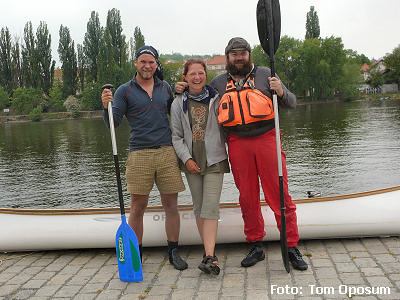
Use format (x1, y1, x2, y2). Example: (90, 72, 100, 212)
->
(0, 86, 9, 110)
(384, 45, 400, 85)
(22, 22, 41, 89)
(11, 87, 43, 114)
(0, 27, 13, 93)
(275, 36, 302, 90)
(80, 82, 102, 110)
(161, 60, 183, 87)
(48, 80, 64, 111)
(29, 106, 42, 121)
(206, 70, 218, 84)
(133, 26, 145, 53)
(345, 49, 371, 65)
(36, 22, 55, 95)
(83, 11, 102, 82)
(97, 8, 131, 87)
(305, 6, 320, 39)
(369, 69, 384, 88)
(58, 25, 77, 97)
(251, 45, 268, 67)
(338, 62, 361, 100)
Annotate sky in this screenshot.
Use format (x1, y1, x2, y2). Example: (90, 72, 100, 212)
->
(1, 0, 399, 66)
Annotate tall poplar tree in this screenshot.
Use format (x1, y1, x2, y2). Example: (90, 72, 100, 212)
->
(305, 6, 320, 39)
(83, 11, 102, 83)
(58, 25, 77, 97)
(0, 27, 13, 93)
(22, 21, 40, 88)
(36, 21, 55, 94)
(133, 26, 145, 54)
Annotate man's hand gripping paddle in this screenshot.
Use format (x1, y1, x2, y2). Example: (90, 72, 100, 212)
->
(256, 0, 290, 273)
(102, 84, 143, 282)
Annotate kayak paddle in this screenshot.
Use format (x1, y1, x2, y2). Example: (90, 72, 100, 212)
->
(102, 84, 143, 282)
(256, 0, 290, 273)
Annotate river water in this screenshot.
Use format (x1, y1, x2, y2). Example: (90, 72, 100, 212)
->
(1, 99, 399, 208)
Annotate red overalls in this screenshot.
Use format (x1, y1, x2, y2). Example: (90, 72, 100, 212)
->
(227, 129, 299, 247)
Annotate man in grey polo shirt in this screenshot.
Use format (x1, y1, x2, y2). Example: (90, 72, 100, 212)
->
(102, 45, 187, 270)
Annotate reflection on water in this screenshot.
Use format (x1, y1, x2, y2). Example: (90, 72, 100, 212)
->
(1, 100, 400, 208)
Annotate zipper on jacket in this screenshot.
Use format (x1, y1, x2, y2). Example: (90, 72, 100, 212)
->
(237, 90, 246, 125)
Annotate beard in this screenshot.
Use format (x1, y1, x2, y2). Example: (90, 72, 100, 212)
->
(137, 68, 155, 80)
(226, 58, 253, 76)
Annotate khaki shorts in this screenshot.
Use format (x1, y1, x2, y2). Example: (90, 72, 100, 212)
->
(125, 146, 185, 195)
(185, 172, 224, 219)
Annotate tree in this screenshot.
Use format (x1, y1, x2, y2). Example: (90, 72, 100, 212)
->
(58, 25, 77, 97)
(11, 87, 43, 114)
(133, 26, 145, 54)
(161, 59, 183, 87)
(0, 86, 9, 110)
(83, 11, 102, 83)
(274, 36, 302, 90)
(305, 6, 320, 39)
(98, 8, 131, 87)
(11, 38, 23, 89)
(384, 45, 400, 85)
(0, 27, 13, 93)
(48, 80, 64, 111)
(21, 21, 40, 89)
(36, 22, 55, 95)
(251, 45, 268, 67)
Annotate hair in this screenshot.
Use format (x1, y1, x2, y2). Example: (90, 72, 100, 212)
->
(183, 59, 207, 76)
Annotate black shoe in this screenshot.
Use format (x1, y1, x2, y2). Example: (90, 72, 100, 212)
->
(169, 248, 188, 270)
(288, 247, 308, 271)
(198, 256, 220, 275)
(241, 245, 265, 267)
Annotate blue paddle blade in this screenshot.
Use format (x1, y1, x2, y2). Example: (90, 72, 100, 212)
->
(115, 215, 143, 282)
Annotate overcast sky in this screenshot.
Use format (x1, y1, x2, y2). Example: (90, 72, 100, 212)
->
(2, 0, 399, 66)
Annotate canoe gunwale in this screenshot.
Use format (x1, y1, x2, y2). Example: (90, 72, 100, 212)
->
(1, 185, 399, 216)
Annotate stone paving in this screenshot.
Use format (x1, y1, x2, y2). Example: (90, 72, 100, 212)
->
(0, 237, 399, 300)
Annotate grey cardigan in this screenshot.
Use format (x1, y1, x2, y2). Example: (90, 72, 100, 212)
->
(170, 92, 228, 167)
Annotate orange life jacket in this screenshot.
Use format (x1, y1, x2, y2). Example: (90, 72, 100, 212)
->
(217, 75, 274, 128)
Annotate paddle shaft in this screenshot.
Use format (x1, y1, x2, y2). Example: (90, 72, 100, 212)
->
(265, 0, 290, 273)
(107, 102, 126, 217)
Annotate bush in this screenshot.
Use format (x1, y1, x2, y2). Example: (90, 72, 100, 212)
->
(0, 86, 9, 110)
(29, 106, 43, 122)
(64, 95, 80, 111)
(80, 82, 103, 110)
(11, 88, 44, 114)
(49, 80, 65, 112)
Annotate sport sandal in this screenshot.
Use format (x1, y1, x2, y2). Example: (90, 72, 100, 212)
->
(198, 255, 220, 275)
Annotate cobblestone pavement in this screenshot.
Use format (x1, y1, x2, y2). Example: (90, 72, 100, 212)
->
(0, 237, 399, 300)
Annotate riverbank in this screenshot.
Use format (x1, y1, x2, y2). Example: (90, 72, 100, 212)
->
(0, 111, 103, 124)
(0, 237, 399, 299)
(2, 93, 399, 125)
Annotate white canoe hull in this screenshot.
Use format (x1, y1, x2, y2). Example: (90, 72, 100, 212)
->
(1, 186, 400, 252)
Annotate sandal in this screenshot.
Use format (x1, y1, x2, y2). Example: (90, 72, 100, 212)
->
(198, 255, 220, 275)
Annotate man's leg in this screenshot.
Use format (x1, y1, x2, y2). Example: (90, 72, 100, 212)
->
(160, 193, 180, 242)
(128, 194, 149, 261)
(256, 129, 307, 270)
(227, 134, 266, 267)
(160, 193, 188, 270)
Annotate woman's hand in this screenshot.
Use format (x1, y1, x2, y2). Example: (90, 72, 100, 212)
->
(175, 82, 188, 94)
(185, 159, 201, 174)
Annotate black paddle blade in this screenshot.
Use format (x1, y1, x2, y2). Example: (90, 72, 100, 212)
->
(256, 0, 281, 56)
